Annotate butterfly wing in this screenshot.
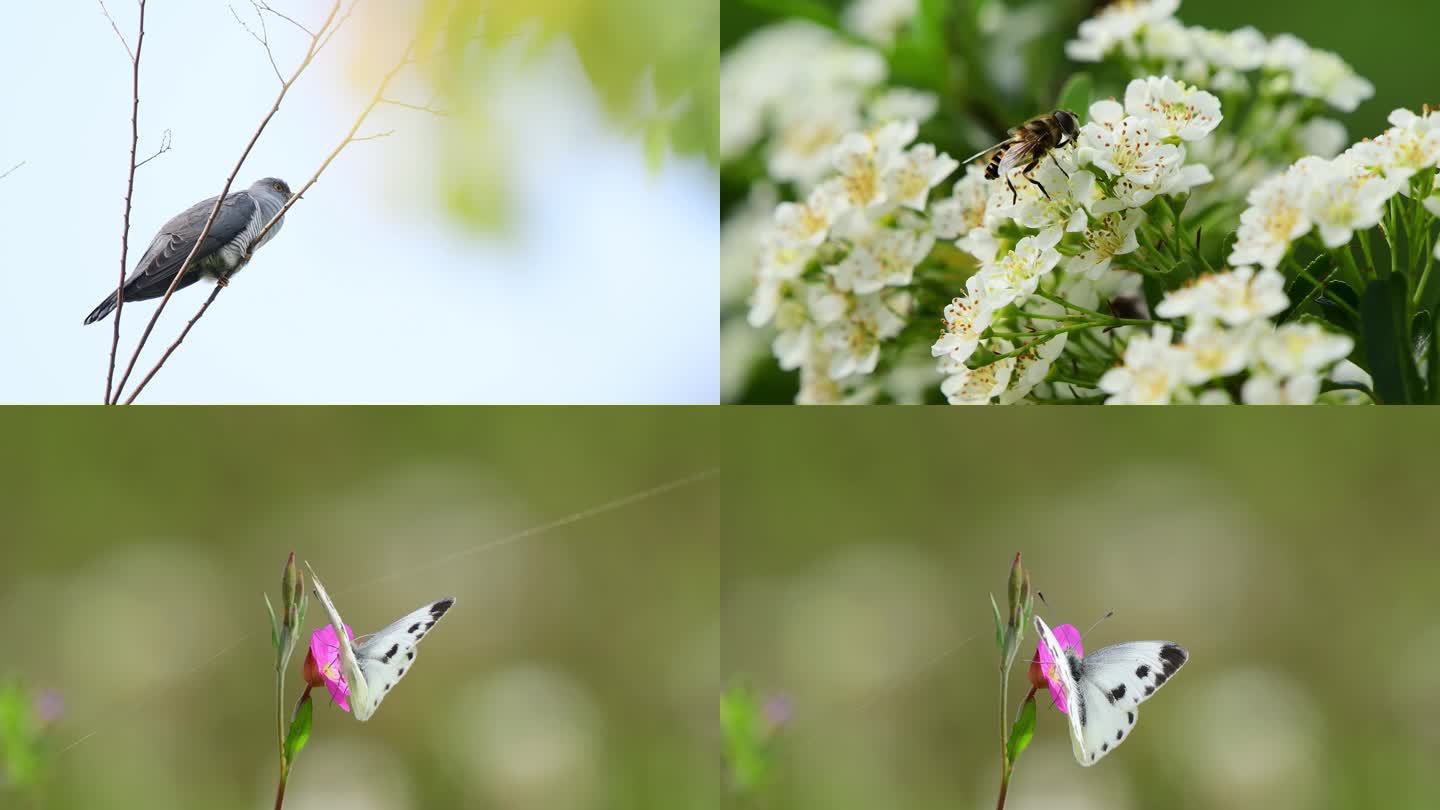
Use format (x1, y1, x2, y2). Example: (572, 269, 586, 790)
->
(1033, 616, 1086, 759)
(350, 597, 455, 721)
(306, 564, 372, 717)
(1071, 641, 1188, 766)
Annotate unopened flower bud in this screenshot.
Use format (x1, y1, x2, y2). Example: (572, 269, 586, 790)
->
(282, 552, 300, 629)
(302, 649, 325, 689)
(1027, 651, 1047, 692)
(1007, 552, 1024, 628)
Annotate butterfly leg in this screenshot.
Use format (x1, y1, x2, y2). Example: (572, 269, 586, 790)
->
(1022, 156, 1050, 200)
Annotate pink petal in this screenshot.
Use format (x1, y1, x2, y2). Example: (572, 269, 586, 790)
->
(1035, 623, 1083, 715)
(309, 624, 355, 713)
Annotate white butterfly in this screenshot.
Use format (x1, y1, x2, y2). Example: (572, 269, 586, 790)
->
(1033, 615, 1187, 766)
(307, 563, 455, 721)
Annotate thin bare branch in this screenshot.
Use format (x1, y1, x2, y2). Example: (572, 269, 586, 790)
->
(123, 38, 420, 404)
(381, 97, 448, 116)
(314, 0, 360, 57)
(257, 0, 314, 37)
(134, 128, 172, 169)
(230, 3, 283, 83)
(0, 161, 23, 180)
(350, 129, 396, 142)
(95, 0, 133, 59)
(103, 0, 146, 405)
(111, 0, 347, 404)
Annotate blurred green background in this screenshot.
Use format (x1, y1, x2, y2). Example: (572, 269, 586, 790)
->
(723, 0, 1440, 140)
(0, 409, 718, 810)
(722, 411, 1440, 809)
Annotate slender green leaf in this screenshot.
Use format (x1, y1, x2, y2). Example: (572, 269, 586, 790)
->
(264, 593, 280, 654)
(990, 593, 1004, 654)
(283, 694, 313, 767)
(1006, 695, 1037, 766)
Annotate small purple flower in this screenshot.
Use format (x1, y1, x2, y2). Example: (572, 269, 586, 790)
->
(33, 690, 64, 726)
(762, 694, 792, 732)
(1036, 623, 1083, 714)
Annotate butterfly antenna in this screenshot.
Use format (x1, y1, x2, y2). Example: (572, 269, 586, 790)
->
(1036, 591, 1048, 607)
(1085, 610, 1115, 636)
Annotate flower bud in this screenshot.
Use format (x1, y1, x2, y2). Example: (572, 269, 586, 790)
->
(1027, 651, 1048, 692)
(282, 552, 300, 630)
(302, 649, 325, 689)
(1006, 552, 1024, 628)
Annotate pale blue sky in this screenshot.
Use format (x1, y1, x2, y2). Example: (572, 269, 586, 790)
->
(0, 1, 717, 403)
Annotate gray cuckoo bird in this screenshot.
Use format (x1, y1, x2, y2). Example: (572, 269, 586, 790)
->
(84, 177, 292, 325)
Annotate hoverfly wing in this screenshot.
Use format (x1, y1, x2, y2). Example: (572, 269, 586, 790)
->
(962, 138, 1014, 165)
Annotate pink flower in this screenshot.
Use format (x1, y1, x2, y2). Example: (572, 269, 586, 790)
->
(308, 623, 355, 712)
(1035, 623, 1083, 714)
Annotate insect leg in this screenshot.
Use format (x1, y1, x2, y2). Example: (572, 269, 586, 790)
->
(1050, 151, 1070, 178)
(1007, 174, 1019, 205)
(1022, 156, 1049, 200)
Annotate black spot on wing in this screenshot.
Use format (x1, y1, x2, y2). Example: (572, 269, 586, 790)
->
(1144, 685, 1155, 696)
(1077, 693, 1087, 728)
(382, 643, 399, 663)
(406, 651, 415, 661)
(408, 622, 421, 633)
(430, 598, 454, 619)
(397, 667, 405, 677)
(1135, 664, 1149, 678)
(1159, 644, 1187, 677)
(1101, 743, 1108, 752)
(1106, 684, 1126, 704)
(1116, 729, 1123, 742)
(1127, 711, 1135, 725)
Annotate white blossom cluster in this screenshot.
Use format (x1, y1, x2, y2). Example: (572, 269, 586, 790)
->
(1230, 107, 1440, 272)
(930, 76, 1219, 404)
(747, 120, 959, 403)
(1099, 267, 1355, 404)
(1066, 0, 1373, 113)
(720, 20, 936, 189)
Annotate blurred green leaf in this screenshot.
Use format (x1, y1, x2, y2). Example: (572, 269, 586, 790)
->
(1055, 72, 1093, 116)
(1428, 310, 1440, 403)
(720, 682, 770, 793)
(0, 682, 42, 790)
(1006, 694, 1037, 766)
(890, 0, 949, 91)
(283, 694, 313, 768)
(1362, 277, 1417, 403)
(743, 0, 843, 31)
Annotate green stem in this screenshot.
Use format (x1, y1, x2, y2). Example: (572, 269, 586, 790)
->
(996, 667, 1011, 810)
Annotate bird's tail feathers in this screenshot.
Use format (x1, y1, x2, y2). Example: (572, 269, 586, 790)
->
(84, 293, 118, 325)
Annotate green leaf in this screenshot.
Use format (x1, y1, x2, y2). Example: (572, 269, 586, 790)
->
(264, 593, 280, 654)
(990, 593, 1004, 654)
(1362, 278, 1416, 404)
(743, 0, 843, 31)
(1428, 310, 1440, 403)
(283, 694, 313, 767)
(1055, 73, 1093, 117)
(720, 682, 771, 793)
(1006, 694, 1037, 766)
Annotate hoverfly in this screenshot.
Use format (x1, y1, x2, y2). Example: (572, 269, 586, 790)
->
(963, 110, 1082, 205)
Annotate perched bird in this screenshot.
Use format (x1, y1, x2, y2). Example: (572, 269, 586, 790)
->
(84, 177, 292, 324)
